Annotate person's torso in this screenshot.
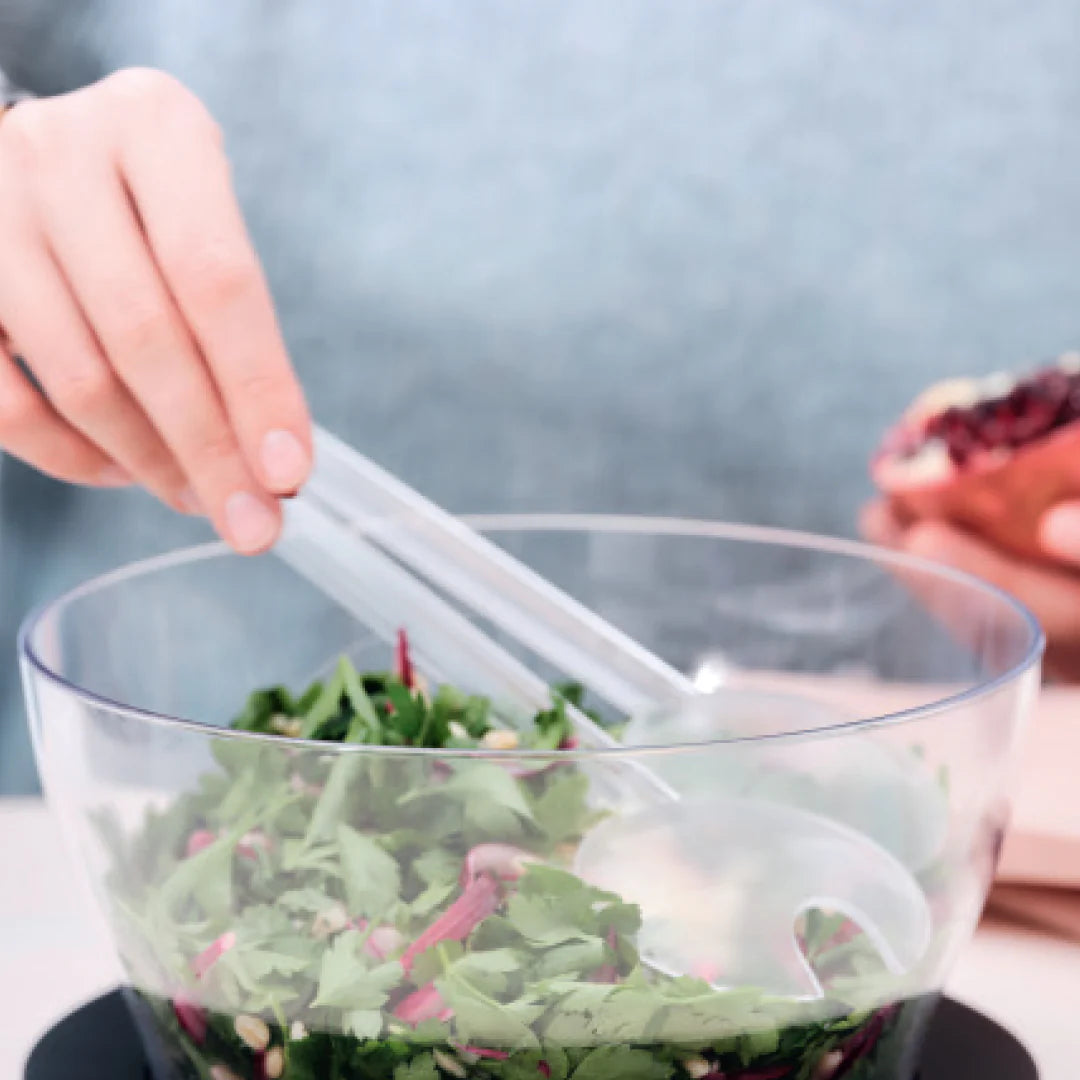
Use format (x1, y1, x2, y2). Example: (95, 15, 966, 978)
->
(3, 0, 1080, 791)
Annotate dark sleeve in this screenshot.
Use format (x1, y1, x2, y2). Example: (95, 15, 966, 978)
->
(0, 66, 32, 105)
(0, 1, 105, 96)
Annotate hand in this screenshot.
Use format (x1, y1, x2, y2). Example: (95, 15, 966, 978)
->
(0, 69, 311, 553)
(860, 500, 1080, 682)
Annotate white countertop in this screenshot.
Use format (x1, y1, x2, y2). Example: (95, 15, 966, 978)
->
(2, 798, 1078, 1079)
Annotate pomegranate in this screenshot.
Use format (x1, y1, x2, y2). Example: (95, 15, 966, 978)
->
(872, 352, 1080, 561)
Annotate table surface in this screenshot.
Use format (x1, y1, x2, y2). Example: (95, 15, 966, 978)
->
(2, 798, 1078, 1080)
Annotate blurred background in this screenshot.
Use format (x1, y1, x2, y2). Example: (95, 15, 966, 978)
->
(2, 0, 1079, 793)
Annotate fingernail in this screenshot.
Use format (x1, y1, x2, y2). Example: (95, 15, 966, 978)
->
(225, 491, 279, 554)
(178, 487, 202, 515)
(260, 429, 309, 491)
(1039, 503, 1080, 564)
(98, 465, 132, 486)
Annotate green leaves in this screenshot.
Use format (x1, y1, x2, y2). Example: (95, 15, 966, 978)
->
(393, 1053, 440, 1080)
(337, 825, 401, 918)
(113, 655, 910, 1080)
(507, 865, 638, 949)
(400, 763, 537, 841)
(435, 967, 543, 1049)
(572, 1047, 673, 1080)
(312, 932, 403, 1010)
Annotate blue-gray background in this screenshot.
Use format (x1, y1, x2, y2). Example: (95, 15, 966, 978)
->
(1, 1, 1078, 792)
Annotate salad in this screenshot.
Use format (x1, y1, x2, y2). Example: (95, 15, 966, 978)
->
(96, 633, 929, 1080)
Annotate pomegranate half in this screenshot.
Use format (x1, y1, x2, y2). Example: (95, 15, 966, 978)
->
(872, 352, 1080, 562)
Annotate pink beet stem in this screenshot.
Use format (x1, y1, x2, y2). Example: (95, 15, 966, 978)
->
(538, 1063, 552, 1078)
(400, 874, 500, 974)
(184, 830, 217, 859)
(463, 1046, 510, 1061)
(394, 983, 449, 1025)
(461, 843, 536, 886)
(173, 994, 208, 1044)
(192, 931, 237, 979)
(395, 628, 415, 688)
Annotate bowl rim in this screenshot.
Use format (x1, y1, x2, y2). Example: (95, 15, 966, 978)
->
(18, 513, 1045, 756)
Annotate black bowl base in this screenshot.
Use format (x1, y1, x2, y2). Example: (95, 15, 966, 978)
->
(23, 990, 1038, 1079)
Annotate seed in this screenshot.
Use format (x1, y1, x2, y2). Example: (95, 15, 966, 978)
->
(481, 728, 519, 751)
(448, 721, 469, 741)
(264, 1046, 286, 1079)
(271, 713, 303, 737)
(290, 1020, 308, 1041)
(433, 1048, 468, 1078)
(312, 901, 349, 939)
(234, 1013, 271, 1052)
(682, 1057, 712, 1078)
(814, 1049, 845, 1080)
(210, 1067, 242, 1080)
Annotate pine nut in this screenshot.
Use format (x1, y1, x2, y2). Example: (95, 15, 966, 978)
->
(481, 728, 519, 750)
(264, 1046, 286, 1079)
(433, 1048, 467, 1078)
(234, 1013, 271, 1052)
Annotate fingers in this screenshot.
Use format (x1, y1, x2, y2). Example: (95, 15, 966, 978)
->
(0, 342, 130, 486)
(1038, 501, 1080, 568)
(0, 190, 193, 510)
(23, 98, 281, 552)
(0, 71, 310, 556)
(113, 72, 312, 495)
(858, 499, 904, 549)
(861, 501, 1079, 645)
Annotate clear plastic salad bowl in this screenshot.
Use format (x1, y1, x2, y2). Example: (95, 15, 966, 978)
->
(20, 516, 1043, 1080)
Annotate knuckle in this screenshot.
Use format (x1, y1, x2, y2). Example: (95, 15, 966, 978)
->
(191, 426, 241, 471)
(109, 299, 175, 359)
(106, 67, 216, 137)
(105, 67, 184, 109)
(52, 366, 120, 418)
(0, 101, 50, 173)
(233, 369, 286, 407)
(174, 239, 258, 309)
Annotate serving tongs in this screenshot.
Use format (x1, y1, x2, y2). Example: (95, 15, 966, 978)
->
(272, 425, 931, 998)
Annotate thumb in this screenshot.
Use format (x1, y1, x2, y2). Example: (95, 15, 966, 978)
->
(1039, 501, 1080, 567)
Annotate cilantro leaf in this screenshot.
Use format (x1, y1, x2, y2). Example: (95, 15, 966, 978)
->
(337, 824, 401, 918)
(312, 932, 403, 1009)
(394, 1053, 440, 1080)
(572, 1046, 673, 1080)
